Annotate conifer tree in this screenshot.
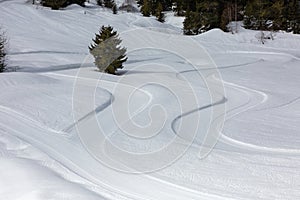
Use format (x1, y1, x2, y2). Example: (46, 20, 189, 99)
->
(269, 0, 285, 31)
(173, 0, 185, 16)
(0, 31, 6, 73)
(183, 10, 193, 35)
(70, 0, 86, 7)
(136, 0, 143, 7)
(41, 0, 86, 9)
(41, 0, 67, 10)
(89, 26, 127, 75)
(97, 0, 103, 6)
(196, 1, 222, 31)
(183, 10, 201, 35)
(141, 0, 151, 17)
(112, 3, 118, 14)
(156, 2, 165, 22)
(244, 0, 274, 30)
(286, 0, 300, 33)
(104, 0, 114, 8)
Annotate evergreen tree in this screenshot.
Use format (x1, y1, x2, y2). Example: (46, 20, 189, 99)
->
(244, 0, 282, 31)
(41, 0, 86, 9)
(183, 0, 222, 34)
(220, 0, 242, 32)
(97, 0, 103, 6)
(0, 31, 6, 73)
(269, 0, 285, 31)
(183, 10, 202, 35)
(182, 0, 299, 34)
(104, 0, 114, 8)
(141, 0, 151, 17)
(286, 0, 300, 33)
(41, 0, 67, 10)
(69, 0, 86, 7)
(156, 2, 165, 22)
(196, 1, 222, 31)
(112, 3, 118, 14)
(136, 0, 143, 7)
(173, 0, 185, 16)
(89, 26, 127, 75)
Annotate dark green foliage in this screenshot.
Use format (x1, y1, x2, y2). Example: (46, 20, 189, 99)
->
(243, 0, 271, 30)
(41, 0, 299, 34)
(97, 0, 103, 6)
(197, 1, 222, 31)
(156, 2, 165, 22)
(112, 3, 118, 14)
(139, 0, 173, 17)
(104, 0, 114, 8)
(89, 26, 127, 75)
(181, 0, 299, 35)
(41, 0, 86, 9)
(69, 0, 86, 7)
(183, 11, 201, 35)
(41, 0, 67, 10)
(244, 0, 300, 33)
(183, 1, 222, 34)
(141, 0, 151, 16)
(285, 0, 300, 33)
(0, 31, 6, 73)
(173, 0, 185, 16)
(220, 1, 245, 32)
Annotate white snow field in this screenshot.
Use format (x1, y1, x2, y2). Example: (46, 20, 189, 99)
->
(1, 0, 300, 199)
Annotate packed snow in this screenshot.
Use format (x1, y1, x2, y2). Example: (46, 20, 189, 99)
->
(1, 0, 300, 199)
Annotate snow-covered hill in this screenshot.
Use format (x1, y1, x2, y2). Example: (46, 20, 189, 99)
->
(1, 0, 300, 199)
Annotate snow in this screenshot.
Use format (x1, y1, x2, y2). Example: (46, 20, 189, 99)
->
(1, 0, 300, 199)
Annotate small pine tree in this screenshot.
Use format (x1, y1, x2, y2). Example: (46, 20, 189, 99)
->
(89, 26, 127, 75)
(173, 0, 185, 16)
(97, 0, 103, 6)
(0, 31, 7, 73)
(104, 0, 114, 8)
(286, 0, 300, 34)
(156, 2, 165, 23)
(41, 0, 67, 10)
(141, 0, 151, 17)
(112, 3, 118, 14)
(183, 11, 201, 35)
(70, 0, 86, 7)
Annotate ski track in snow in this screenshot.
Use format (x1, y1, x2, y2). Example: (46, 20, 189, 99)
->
(173, 50, 300, 155)
(0, 105, 234, 200)
(4, 47, 300, 194)
(3, 43, 299, 199)
(43, 51, 300, 157)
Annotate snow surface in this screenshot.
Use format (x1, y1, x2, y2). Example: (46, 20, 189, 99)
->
(1, 0, 300, 199)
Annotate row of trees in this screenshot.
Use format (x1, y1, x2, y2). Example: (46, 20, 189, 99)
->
(137, 0, 300, 34)
(180, 0, 300, 35)
(244, 0, 300, 34)
(139, 0, 170, 22)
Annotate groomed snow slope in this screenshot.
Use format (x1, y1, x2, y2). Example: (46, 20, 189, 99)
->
(1, 1, 300, 200)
